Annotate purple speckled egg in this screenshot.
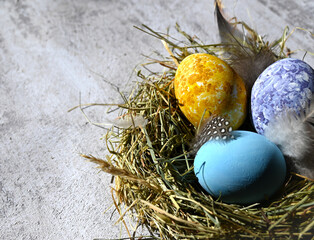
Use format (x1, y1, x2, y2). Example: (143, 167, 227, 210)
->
(251, 58, 314, 134)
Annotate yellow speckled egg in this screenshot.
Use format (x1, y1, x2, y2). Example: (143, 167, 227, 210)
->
(174, 53, 247, 129)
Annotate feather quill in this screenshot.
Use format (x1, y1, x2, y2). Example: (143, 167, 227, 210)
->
(215, 0, 276, 93)
(264, 94, 314, 179)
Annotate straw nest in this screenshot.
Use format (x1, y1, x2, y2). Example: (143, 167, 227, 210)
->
(79, 16, 314, 240)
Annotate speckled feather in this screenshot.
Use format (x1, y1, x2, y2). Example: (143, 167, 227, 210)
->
(191, 116, 233, 154)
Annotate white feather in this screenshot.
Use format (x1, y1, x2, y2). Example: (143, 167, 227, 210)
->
(107, 115, 147, 128)
(88, 115, 147, 129)
(264, 95, 314, 179)
(264, 110, 313, 159)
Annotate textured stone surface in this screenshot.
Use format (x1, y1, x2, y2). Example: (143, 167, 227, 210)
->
(0, 0, 313, 239)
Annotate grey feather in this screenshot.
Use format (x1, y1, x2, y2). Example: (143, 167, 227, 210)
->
(215, 0, 243, 44)
(215, 0, 276, 94)
(264, 94, 314, 179)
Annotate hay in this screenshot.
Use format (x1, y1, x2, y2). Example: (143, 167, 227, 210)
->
(79, 20, 313, 240)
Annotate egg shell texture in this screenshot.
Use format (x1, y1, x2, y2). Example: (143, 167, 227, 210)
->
(194, 131, 286, 204)
(251, 58, 314, 134)
(174, 53, 247, 129)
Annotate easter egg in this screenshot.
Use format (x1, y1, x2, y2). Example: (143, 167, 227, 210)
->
(251, 58, 314, 134)
(174, 53, 247, 129)
(194, 131, 286, 205)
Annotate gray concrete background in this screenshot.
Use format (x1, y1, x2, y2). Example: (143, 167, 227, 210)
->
(0, 0, 313, 239)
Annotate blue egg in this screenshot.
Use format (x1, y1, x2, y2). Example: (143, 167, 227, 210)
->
(251, 58, 314, 134)
(194, 131, 286, 205)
